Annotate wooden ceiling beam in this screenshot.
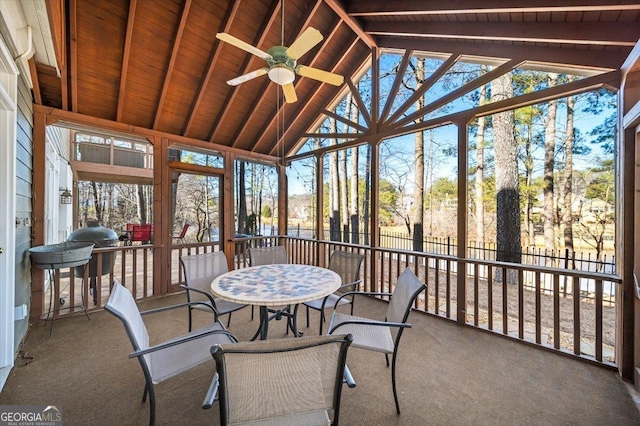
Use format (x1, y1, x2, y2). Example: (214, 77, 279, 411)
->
(386, 53, 459, 124)
(28, 57, 42, 105)
(394, 58, 523, 128)
(285, 48, 371, 157)
(68, 0, 77, 112)
(249, 19, 346, 154)
(348, 0, 640, 16)
(36, 105, 280, 164)
(322, 109, 368, 132)
(324, 0, 376, 49)
(377, 37, 628, 71)
(153, 0, 192, 129)
(231, 0, 325, 148)
(182, 0, 241, 136)
(208, 0, 281, 142)
(379, 49, 413, 122)
(116, 0, 137, 122)
(268, 35, 362, 156)
(364, 21, 638, 47)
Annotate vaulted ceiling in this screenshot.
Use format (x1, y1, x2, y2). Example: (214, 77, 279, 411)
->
(35, 0, 640, 158)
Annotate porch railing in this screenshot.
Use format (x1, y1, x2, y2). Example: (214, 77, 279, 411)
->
(40, 235, 620, 367)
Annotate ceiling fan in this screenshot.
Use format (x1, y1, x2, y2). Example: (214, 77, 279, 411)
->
(216, 26, 344, 103)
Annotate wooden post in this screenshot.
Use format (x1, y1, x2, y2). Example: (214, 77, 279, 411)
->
(316, 153, 324, 264)
(152, 136, 171, 295)
(30, 110, 47, 320)
(456, 121, 469, 323)
(370, 140, 380, 292)
(223, 152, 235, 270)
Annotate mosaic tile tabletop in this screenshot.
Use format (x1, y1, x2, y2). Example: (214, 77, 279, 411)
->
(211, 264, 341, 307)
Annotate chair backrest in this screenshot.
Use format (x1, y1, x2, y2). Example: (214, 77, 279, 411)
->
(328, 250, 364, 291)
(180, 251, 229, 292)
(249, 245, 288, 266)
(212, 334, 352, 426)
(132, 224, 153, 241)
(386, 268, 426, 343)
(105, 280, 150, 358)
(175, 224, 189, 239)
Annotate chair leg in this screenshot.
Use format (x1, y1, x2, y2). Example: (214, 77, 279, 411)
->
(391, 353, 400, 414)
(226, 312, 232, 328)
(306, 306, 310, 328)
(385, 353, 390, 367)
(148, 384, 156, 426)
(188, 307, 193, 332)
(251, 306, 254, 321)
(319, 310, 325, 335)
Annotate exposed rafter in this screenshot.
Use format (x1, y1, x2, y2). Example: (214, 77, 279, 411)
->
(116, 0, 137, 122)
(208, 0, 281, 142)
(268, 36, 363, 156)
(377, 37, 627, 72)
(250, 20, 347, 153)
(270, 37, 363, 156)
(323, 0, 376, 48)
(182, 0, 241, 136)
(68, 0, 77, 112)
(230, 0, 324, 148)
(379, 49, 413, 122)
(386, 54, 459, 124)
(364, 21, 638, 47)
(322, 109, 368, 132)
(153, 0, 192, 129)
(393, 58, 523, 128)
(348, 0, 640, 16)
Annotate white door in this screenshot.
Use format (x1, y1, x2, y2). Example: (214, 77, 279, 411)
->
(0, 34, 19, 389)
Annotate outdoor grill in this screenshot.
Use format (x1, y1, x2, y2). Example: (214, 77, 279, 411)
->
(68, 220, 119, 304)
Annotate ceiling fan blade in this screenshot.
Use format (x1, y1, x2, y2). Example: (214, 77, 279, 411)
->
(216, 33, 272, 60)
(226, 68, 268, 86)
(282, 83, 297, 103)
(286, 27, 323, 60)
(297, 65, 344, 86)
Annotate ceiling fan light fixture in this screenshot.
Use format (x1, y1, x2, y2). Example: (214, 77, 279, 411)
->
(268, 65, 295, 85)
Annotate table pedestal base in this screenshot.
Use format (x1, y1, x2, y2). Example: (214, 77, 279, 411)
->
(251, 305, 302, 340)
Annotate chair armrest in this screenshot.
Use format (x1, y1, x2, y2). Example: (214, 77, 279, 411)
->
(329, 318, 411, 335)
(343, 364, 356, 389)
(338, 279, 362, 291)
(179, 285, 216, 302)
(140, 301, 216, 316)
(129, 329, 237, 359)
(331, 291, 393, 310)
(202, 373, 219, 409)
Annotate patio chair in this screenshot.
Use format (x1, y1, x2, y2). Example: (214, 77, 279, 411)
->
(303, 250, 364, 335)
(180, 251, 248, 330)
(249, 245, 293, 334)
(171, 223, 189, 246)
(105, 280, 237, 426)
(203, 334, 353, 425)
(328, 268, 426, 414)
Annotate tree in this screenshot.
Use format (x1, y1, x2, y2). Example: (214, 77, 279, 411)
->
(543, 73, 558, 254)
(492, 71, 522, 269)
(474, 66, 487, 245)
(562, 91, 576, 257)
(410, 58, 425, 251)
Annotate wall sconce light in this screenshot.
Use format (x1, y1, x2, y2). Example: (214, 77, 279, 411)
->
(59, 188, 72, 205)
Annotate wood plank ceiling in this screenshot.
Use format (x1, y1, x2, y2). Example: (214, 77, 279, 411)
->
(36, 0, 640, 159)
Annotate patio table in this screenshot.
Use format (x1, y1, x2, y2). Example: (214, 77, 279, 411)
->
(211, 264, 341, 340)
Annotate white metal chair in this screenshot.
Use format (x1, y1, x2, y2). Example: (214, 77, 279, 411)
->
(303, 250, 364, 334)
(203, 334, 353, 425)
(180, 251, 248, 330)
(105, 280, 237, 426)
(328, 268, 426, 414)
(249, 245, 294, 335)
